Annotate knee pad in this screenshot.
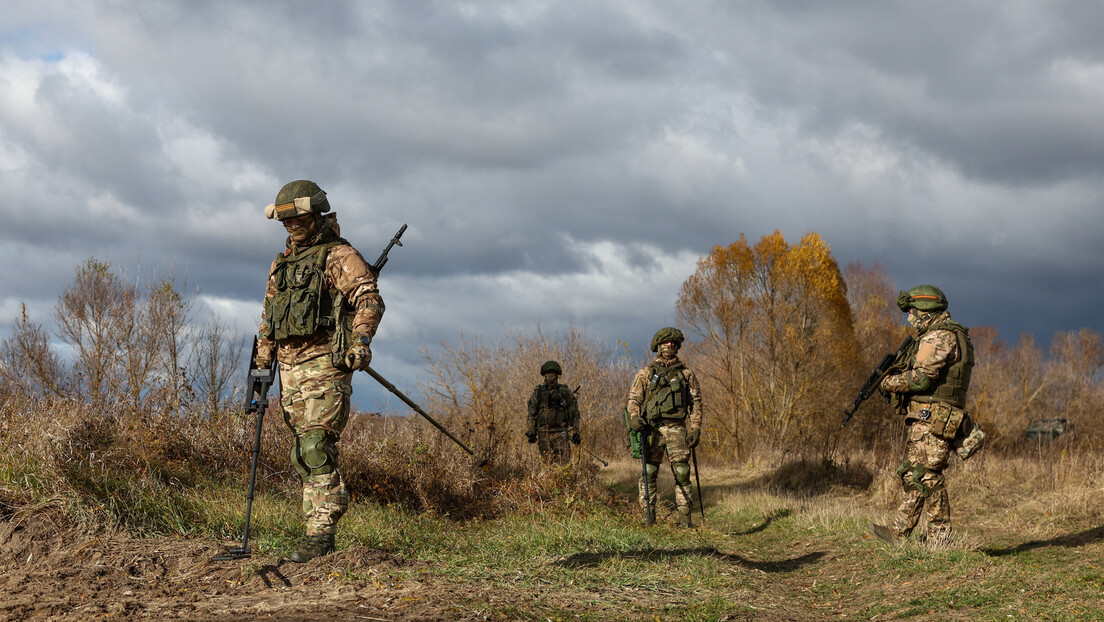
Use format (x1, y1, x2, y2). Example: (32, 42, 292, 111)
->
(299, 429, 338, 476)
(644, 462, 660, 479)
(672, 461, 691, 486)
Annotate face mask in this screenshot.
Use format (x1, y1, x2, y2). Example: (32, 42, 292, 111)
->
(285, 215, 320, 244)
(657, 342, 679, 359)
(908, 309, 930, 330)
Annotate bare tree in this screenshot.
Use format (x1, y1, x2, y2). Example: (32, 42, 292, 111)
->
(0, 304, 68, 397)
(54, 259, 134, 405)
(189, 317, 245, 418)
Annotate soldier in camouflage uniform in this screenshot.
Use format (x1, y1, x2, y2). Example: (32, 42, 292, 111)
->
(868, 285, 984, 545)
(626, 327, 703, 528)
(526, 360, 581, 464)
(255, 180, 384, 563)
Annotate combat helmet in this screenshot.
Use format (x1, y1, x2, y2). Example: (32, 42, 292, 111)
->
(540, 360, 562, 375)
(650, 327, 685, 352)
(264, 180, 331, 220)
(896, 285, 948, 312)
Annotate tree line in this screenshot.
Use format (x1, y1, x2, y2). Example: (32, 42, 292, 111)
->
(3, 235, 1102, 464)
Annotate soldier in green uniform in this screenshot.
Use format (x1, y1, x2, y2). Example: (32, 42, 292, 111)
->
(626, 328, 703, 528)
(869, 285, 983, 545)
(526, 360, 581, 464)
(255, 180, 384, 562)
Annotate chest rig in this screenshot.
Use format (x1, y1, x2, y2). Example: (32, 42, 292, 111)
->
(262, 237, 346, 342)
(644, 362, 689, 420)
(535, 384, 571, 428)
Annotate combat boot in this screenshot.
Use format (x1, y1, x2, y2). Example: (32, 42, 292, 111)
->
(677, 508, 694, 529)
(289, 533, 335, 563)
(867, 522, 901, 545)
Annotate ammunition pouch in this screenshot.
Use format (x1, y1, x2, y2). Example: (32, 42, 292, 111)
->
(263, 240, 342, 342)
(926, 402, 965, 440)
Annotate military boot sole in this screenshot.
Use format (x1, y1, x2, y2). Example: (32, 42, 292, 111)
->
(867, 522, 901, 545)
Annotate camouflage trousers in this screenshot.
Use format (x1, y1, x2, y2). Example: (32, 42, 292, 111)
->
(639, 419, 693, 514)
(536, 428, 572, 465)
(280, 355, 353, 537)
(893, 419, 952, 541)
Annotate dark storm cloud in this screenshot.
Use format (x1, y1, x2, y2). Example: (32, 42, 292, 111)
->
(2, 0, 1102, 410)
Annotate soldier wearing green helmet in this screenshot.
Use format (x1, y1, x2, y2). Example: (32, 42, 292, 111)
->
(868, 285, 985, 545)
(526, 360, 581, 464)
(255, 180, 385, 562)
(626, 327, 704, 527)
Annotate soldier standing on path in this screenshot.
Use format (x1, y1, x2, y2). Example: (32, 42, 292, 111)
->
(526, 360, 581, 465)
(255, 180, 384, 563)
(868, 285, 981, 545)
(626, 327, 703, 528)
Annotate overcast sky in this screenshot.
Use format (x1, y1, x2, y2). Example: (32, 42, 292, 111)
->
(2, 1, 1102, 410)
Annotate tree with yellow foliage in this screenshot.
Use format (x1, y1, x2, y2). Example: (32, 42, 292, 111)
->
(677, 231, 861, 458)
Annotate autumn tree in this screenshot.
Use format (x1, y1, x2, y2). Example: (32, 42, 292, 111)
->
(676, 231, 861, 459)
(841, 262, 911, 451)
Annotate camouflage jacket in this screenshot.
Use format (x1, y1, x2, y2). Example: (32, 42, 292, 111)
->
(257, 215, 384, 366)
(880, 311, 963, 410)
(626, 356, 703, 431)
(527, 382, 580, 431)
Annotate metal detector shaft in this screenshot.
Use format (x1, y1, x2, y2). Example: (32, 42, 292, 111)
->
(691, 447, 705, 520)
(214, 340, 277, 561)
(214, 406, 265, 560)
(641, 426, 654, 525)
(364, 366, 475, 456)
(579, 443, 609, 467)
(559, 429, 609, 467)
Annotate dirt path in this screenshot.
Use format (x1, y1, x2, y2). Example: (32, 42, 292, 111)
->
(0, 514, 493, 621)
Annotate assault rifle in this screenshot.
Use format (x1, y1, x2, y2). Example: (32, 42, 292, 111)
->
(213, 335, 278, 561)
(371, 224, 406, 274)
(841, 335, 914, 428)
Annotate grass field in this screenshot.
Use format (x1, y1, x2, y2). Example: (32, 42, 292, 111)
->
(1, 395, 1102, 621)
(5, 447, 1102, 621)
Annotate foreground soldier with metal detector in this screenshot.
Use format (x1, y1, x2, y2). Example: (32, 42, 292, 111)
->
(238, 180, 396, 563)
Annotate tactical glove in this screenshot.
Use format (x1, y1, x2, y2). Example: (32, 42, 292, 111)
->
(254, 356, 272, 370)
(345, 342, 373, 371)
(686, 429, 700, 449)
(630, 416, 646, 432)
(571, 431, 581, 445)
(525, 431, 537, 444)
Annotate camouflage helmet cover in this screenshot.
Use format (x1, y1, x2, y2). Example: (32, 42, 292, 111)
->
(650, 327, 685, 352)
(896, 285, 948, 312)
(264, 179, 331, 220)
(540, 360, 562, 375)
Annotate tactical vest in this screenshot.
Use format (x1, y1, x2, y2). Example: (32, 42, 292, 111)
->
(906, 318, 974, 409)
(262, 237, 346, 342)
(643, 362, 690, 420)
(534, 384, 571, 428)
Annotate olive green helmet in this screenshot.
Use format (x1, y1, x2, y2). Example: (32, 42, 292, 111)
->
(650, 327, 685, 352)
(264, 179, 331, 220)
(540, 360, 562, 375)
(896, 285, 948, 312)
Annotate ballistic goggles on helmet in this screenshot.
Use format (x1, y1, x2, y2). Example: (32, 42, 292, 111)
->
(264, 189, 329, 220)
